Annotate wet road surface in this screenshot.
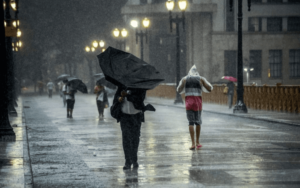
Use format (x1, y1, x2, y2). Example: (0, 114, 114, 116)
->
(22, 94, 300, 187)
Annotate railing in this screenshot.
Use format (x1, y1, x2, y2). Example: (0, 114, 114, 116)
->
(147, 84, 300, 113)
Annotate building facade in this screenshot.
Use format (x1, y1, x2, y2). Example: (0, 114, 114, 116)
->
(121, 0, 300, 85)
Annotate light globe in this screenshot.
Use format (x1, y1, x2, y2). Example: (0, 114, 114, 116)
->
(10, 0, 17, 11)
(178, 0, 187, 11)
(92, 41, 98, 48)
(166, 0, 175, 11)
(85, 46, 90, 52)
(99, 40, 105, 48)
(121, 29, 128, 38)
(113, 28, 120, 37)
(142, 18, 150, 28)
(130, 20, 138, 28)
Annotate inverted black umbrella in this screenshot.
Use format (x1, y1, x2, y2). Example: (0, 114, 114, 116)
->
(97, 47, 164, 90)
(67, 77, 88, 93)
(57, 74, 70, 81)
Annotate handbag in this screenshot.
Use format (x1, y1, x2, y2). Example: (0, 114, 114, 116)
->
(110, 101, 122, 119)
(223, 86, 228, 94)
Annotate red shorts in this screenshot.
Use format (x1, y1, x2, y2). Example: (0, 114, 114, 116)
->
(185, 96, 202, 111)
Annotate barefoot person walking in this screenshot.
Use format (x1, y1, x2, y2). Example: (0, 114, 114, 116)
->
(177, 65, 213, 150)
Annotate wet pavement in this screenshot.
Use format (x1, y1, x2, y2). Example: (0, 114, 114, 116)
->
(2, 93, 300, 187)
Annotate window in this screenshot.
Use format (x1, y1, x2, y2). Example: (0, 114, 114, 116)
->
(248, 17, 262, 32)
(140, 0, 147, 5)
(224, 51, 237, 77)
(288, 17, 300, 31)
(226, 0, 235, 32)
(249, 50, 262, 78)
(267, 18, 282, 32)
(289, 50, 300, 77)
(288, 0, 300, 3)
(269, 50, 282, 78)
(267, 0, 283, 2)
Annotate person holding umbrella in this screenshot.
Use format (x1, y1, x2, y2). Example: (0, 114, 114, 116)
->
(94, 83, 109, 119)
(98, 47, 164, 170)
(222, 76, 237, 109)
(177, 65, 213, 150)
(63, 80, 76, 118)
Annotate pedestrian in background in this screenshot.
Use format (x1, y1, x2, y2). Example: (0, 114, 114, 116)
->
(37, 81, 44, 95)
(177, 65, 213, 150)
(94, 83, 109, 119)
(63, 81, 76, 118)
(227, 81, 235, 109)
(61, 80, 68, 107)
(47, 80, 54, 98)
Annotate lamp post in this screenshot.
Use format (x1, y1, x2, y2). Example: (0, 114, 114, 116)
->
(0, 0, 16, 140)
(130, 18, 150, 61)
(113, 28, 128, 51)
(165, 0, 187, 104)
(230, 0, 251, 113)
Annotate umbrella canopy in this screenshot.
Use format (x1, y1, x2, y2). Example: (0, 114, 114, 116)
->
(67, 77, 88, 93)
(97, 47, 164, 90)
(57, 74, 70, 81)
(96, 76, 116, 89)
(222, 76, 237, 82)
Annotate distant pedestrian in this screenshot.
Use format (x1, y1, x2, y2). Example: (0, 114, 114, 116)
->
(63, 81, 76, 118)
(61, 80, 68, 107)
(177, 65, 213, 150)
(94, 83, 109, 119)
(227, 81, 235, 109)
(47, 81, 54, 98)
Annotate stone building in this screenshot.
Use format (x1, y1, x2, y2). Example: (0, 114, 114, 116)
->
(121, 0, 300, 85)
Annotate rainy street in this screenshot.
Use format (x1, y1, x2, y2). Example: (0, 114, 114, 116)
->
(19, 94, 300, 187)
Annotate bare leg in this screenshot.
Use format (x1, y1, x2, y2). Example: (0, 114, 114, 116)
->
(196, 125, 201, 146)
(189, 126, 195, 149)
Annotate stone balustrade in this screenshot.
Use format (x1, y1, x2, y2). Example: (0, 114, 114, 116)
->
(146, 84, 300, 113)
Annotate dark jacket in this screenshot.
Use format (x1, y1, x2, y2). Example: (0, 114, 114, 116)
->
(112, 86, 149, 123)
(227, 82, 235, 95)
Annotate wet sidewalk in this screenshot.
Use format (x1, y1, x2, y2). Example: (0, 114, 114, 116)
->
(145, 97, 300, 126)
(0, 98, 33, 188)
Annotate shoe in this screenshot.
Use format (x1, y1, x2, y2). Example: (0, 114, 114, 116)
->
(67, 114, 70, 118)
(197, 144, 202, 149)
(69, 115, 73, 118)
(133, 162, 139, 169)
(123, 164, 131, 170)
(189, 146, 195, 150)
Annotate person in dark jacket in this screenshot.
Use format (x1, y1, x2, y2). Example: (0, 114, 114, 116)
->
(227, 81, 235, 109)
(112, 85, 154, 170)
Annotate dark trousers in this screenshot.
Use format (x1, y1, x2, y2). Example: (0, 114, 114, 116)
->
(96, 100, 105, 115)
(48, 89, 52, 98)
(120, 113, 142, 164)
(228, 94, 233, 109)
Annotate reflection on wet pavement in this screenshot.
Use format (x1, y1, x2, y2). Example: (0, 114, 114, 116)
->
(21, 94, 300, 187)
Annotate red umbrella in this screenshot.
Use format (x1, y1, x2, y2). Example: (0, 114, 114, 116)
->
(222, 76, 237, 82)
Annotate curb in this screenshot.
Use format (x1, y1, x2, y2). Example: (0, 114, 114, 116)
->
(148, 101, 300, 127)
(21, 98, 34, 188)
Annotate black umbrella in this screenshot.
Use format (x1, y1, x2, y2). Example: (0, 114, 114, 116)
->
(95, 73, 116, 89)
(97, 47, 164, 90)
(67, 77, 88, 93)
(56, 74, 70, 81)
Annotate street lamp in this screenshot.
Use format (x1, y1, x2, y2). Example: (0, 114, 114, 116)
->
(244, 67, 254, 84)
(131, 18, 150, 61)
(165, 0, 187, 104)
(113, 28, 128, 50)
(229, 0, 251, 113)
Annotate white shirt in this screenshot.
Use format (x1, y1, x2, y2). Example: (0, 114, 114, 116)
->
(121, 95, 141, 115)
(47, 82, 54, 90)
(62, 85, 75, 100)
(97, 92, 104, 101)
